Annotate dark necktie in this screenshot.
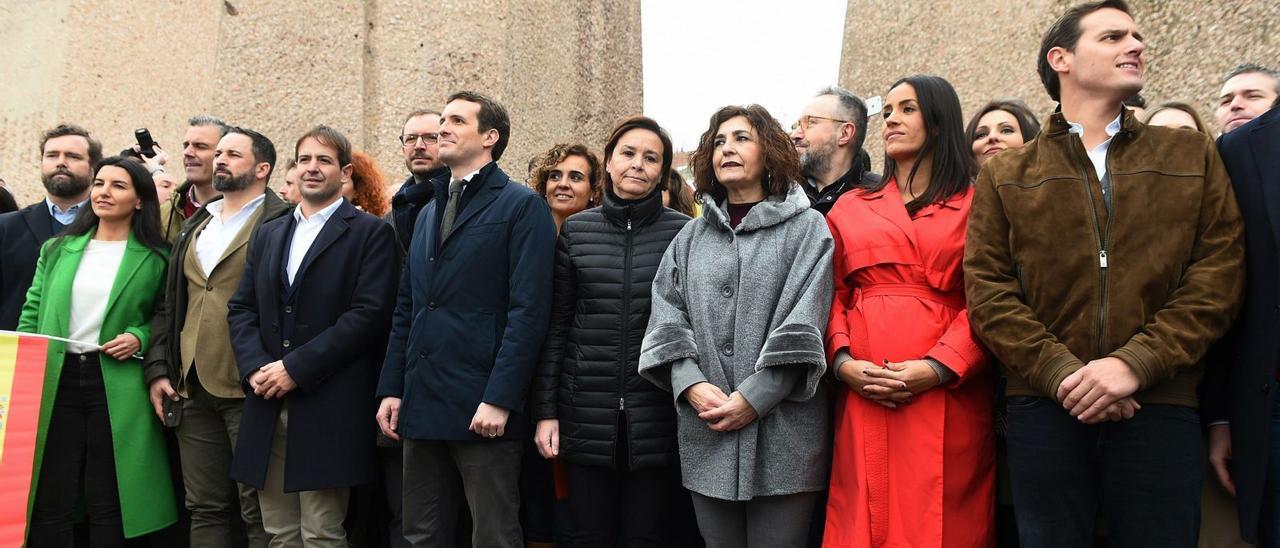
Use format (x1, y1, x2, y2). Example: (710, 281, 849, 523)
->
(440, 179, 464, 243)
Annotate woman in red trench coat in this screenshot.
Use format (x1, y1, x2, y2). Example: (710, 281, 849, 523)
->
(824, 75, 994, 547)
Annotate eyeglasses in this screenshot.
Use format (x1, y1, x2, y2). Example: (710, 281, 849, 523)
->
(791, 115, 851, 132)
(400, 133, 439, 147)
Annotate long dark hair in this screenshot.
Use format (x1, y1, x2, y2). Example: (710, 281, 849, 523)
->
(64, 156, 168, 255)
(691, 104, 801, 203)
(861, 75, 977, 216)
(965, 99, 1042, 145)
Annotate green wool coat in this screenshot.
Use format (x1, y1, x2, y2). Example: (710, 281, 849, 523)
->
(17, 229, 176, 538)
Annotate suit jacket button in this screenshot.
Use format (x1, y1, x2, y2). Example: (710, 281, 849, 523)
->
(282, 339, 291, 348)
(722, 343, 734, 357)
(428, 302, 437, 310)
(285, 305, 293, 314)
(206, 283, 213, 291)
(419, 351, 427, 359)
(429, 257, 435, 262)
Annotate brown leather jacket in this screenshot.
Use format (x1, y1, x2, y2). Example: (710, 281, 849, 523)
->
(964, 108, 1245, 407)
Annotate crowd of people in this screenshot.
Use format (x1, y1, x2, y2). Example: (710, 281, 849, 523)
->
(2, 1, 1280, 547)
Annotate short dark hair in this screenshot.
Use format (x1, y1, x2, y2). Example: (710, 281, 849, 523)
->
(403, 109, 442, 127)
(226, 126, 278, 181)
(295, 125, 352, 167)
(1038, 0, 1133, 102)
(1223, 63, 1280, 94)
(862, 75, 978, 216)
(816, 86, 870, 153)
(188, 115, 230, 137)
(40, 124, 103, 167)
(602, 116, 674, 194)
(691, 104, 801, 203)
(965, 99, 1042, 145)
(446, 91, 511, 161)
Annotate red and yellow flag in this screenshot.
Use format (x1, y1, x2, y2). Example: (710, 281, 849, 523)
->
(0, 332, 48, 547)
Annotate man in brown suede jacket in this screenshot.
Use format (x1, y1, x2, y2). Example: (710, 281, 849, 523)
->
(964, 1, 1245, 546)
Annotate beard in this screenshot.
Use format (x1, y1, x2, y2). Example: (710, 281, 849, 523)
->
(42, 168, 90, 198)
(213, 170, 254, 192)
(799, 138, 836, 179)
(406, 154, 440, 180)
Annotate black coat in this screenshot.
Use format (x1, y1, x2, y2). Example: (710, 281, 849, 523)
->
(0, 202, 58, 330)
(532, 188, 690, 470)
(377, 163, 555, 441)
(227, 199, 400, 491)
(1205, 106, 1280, 544)
(389, 167, 447, 253)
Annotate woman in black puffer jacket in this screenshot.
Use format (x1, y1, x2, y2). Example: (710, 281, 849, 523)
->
(533, 115, 691, 547)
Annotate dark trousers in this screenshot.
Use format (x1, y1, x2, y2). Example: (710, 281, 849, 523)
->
(1005, 396, 1203, 548)
(1261, 396, 1280, 546)
(402, 439, 523, 548)
(29, 352, 124, 548)
(176, 371, 267, 547)
(562, 463, 676, 547)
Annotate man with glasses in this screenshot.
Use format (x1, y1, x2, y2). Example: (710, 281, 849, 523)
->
(790, 86, 878, 216)
(390, 109, 447, 252)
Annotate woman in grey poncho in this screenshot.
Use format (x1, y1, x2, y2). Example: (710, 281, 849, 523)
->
(638, 104, 834, 548)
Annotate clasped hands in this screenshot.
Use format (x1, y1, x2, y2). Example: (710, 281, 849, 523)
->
(683, 382, 758, 432)
(248, 360, 297, 399)
(1056, 357, 1141, 424)
(835, 359, 940, 409)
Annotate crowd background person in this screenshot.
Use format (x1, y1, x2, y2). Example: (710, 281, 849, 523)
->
(345, 151, 391, 217)
(389, 109, 446, 253)
(824, 74, 992, 547)
(279, 158, 300, 205)
(529, 142, 602, 231)
(790, 86, 877, 216)
(533, 116, 691, 546)
(162, 116, 228, 241)
(0, 183, 17, 213)
(966, 99, 1041, 166)
(1143, 101, 1212, 135)
(1215, 63, 1279, 134)
(19, 155, 177, 546)
(662, 168, 699, 217)
(640, 104, 834, 548)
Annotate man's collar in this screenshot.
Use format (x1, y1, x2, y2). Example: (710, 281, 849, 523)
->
(1067, 112, 1123, 139)
(46, 197, 87, 215)
(207, 192, 266, 218)
(294, 196, 344, 223)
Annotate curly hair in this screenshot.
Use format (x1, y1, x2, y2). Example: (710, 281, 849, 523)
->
(529, 143, 602, 207)
(690, 104, 800, 203)
(348, 151, 390, 217)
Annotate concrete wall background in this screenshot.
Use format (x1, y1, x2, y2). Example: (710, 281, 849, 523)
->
(0, 0, 643, 204)
(840, 0, 1280, 173)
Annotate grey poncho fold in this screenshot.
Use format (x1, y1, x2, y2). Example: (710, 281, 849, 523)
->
(639, 183, 835, 501)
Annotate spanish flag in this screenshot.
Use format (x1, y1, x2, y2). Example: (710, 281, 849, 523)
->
(0, 332, 48, 546)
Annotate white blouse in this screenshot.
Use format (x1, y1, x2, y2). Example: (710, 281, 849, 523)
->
(67, 239, 127, 354)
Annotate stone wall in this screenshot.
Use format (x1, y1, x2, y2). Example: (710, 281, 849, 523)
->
(840, 0, 1280, 173)
(0, 0, 643, 204)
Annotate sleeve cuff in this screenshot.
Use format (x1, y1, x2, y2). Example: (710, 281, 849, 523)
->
(832, 348, 853, 378)
(670, 358, 707, 404)
(738, 367, 802, 417)
(924, 357, 957, 385)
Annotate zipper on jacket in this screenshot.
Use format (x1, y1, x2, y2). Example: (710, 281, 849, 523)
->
(1069, 133, 1114, 357)
(619, 216, 634, 414)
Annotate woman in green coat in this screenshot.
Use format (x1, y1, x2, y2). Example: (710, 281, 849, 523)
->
(18, 156, 176, 546)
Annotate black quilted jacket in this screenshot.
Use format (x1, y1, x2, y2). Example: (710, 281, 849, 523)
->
(532, 187, 690, 470)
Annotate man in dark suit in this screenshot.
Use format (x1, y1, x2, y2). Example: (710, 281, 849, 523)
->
(0, 124, 100, 329)
(376, 91, 555, 547)
(227, 125, 400, 547)
(1206, 99, 1280, 545)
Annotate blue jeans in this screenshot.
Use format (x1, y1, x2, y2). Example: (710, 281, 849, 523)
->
(1005, 396, 1203, 548)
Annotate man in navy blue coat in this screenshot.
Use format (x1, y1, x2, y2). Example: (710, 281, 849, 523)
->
(228, 125, 400, 546)
(1206, 99, 1280, 545)
(376, 91, 555, 547)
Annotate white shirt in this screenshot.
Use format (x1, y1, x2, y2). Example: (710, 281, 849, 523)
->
(286, 197, 344, 284)
(67, 239, 127, 353)
(452, 168, 482, 188)
(195, 194, 265, 276)
(1067, 114, 1123, 187)
(45, 198, 86, 226)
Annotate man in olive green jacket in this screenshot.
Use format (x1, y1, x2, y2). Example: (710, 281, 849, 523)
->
(144, 127, 291, 548)
(160, 116, 227, 242)
(964, 2, 1244, 547)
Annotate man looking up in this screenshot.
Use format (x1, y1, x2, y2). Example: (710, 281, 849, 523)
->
(145, 127, 292, 548)
(376, 91, 555, 547)
(162, 115, 229, 240)
(1216, 63, 1279, 135)
(0, 123, 100, 329)
(790, 86, 877, 216)
(965, 2, 1245, 546)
